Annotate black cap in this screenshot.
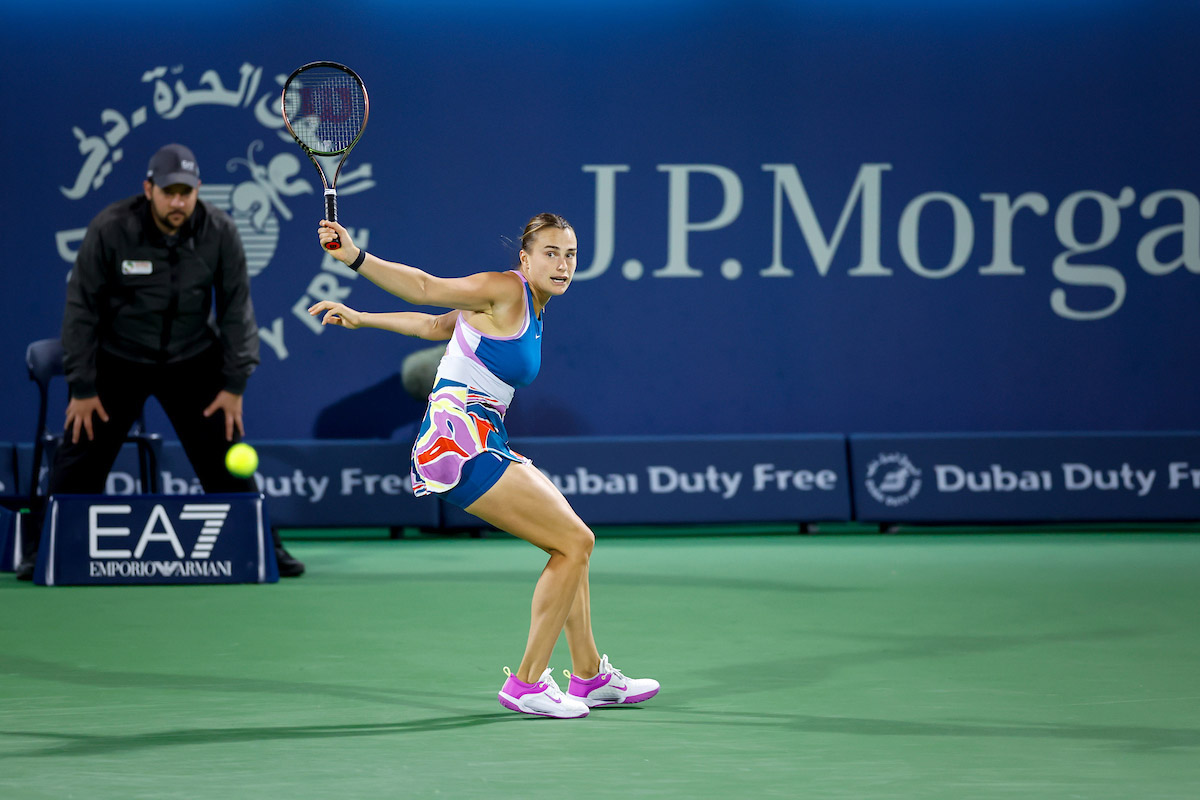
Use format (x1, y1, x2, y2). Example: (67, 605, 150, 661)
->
(146, 143, 200, 188)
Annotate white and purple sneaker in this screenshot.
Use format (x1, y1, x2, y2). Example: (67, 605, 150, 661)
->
(498, 667, 590, 718)
(565, 654, 660, 707)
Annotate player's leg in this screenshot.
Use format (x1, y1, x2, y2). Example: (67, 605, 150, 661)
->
(563, 563, 602, 675)
(515, 463, 602, 675)
(464, 460, 595, 684)
(514, 461, 659, 707)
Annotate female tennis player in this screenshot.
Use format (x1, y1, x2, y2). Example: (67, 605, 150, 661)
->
(310, 213, 659, 719)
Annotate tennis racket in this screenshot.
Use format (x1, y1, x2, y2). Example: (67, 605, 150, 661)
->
(281, 61, 369, 250)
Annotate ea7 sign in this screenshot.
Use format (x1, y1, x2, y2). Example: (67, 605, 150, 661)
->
(35, 493, 278, 586)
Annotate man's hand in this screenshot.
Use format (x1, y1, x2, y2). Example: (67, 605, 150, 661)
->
(64, 396, 109, 443)
(203, 390, 245, 442)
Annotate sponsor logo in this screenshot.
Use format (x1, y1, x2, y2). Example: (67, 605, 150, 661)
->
(87, 502, 232, 576)
(577, 163, 1199, 321)
(864, 452, 922, 507)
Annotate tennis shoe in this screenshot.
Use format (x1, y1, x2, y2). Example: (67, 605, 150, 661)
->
(498, 666, 589, 719)
(565, 654, 660, 707)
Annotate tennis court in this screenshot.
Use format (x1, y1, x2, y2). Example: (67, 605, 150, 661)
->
(2, 527, 1198, 799)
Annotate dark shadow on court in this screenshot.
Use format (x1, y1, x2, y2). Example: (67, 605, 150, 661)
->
(0, 653, 481, 715)
(683, 627, 1159, 699)
(647, 708, 1200, 753)
(0, 715, 519, 759)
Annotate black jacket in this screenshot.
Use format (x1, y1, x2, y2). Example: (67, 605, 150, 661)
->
(63, 194, 260, 397)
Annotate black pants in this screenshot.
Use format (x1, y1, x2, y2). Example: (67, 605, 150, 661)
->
(26, 346, 255, 553)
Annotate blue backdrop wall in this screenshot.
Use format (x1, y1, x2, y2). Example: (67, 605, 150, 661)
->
(4, 0, 1198, 445)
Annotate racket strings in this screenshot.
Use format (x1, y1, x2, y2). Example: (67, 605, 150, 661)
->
(283, 69, 367, 154)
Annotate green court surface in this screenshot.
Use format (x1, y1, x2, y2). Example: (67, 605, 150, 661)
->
(2, 530, 1199, 799)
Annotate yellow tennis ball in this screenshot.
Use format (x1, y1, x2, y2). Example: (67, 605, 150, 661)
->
(225, 443, 259, 478)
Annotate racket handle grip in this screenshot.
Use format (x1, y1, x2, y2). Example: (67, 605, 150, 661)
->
(324, 190, 340, 250)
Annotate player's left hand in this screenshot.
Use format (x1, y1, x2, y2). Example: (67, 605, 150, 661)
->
(308, 300, 364, 329)
(203, 390, 245, 441)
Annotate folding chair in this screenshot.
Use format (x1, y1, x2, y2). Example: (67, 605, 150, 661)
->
(26, 338, 162, 500)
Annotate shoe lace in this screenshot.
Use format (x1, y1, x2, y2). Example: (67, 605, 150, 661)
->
(565, 654, 627, 683)
(598, 654, 628, 681)
(538, 668, 567, 699)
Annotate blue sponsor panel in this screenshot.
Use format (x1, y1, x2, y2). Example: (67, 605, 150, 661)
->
(34, 493, 278, 586)
(442, 435, 851, 528)
(850, 433, 1200, 523)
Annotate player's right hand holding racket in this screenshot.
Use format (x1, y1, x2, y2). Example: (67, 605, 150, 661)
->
(318, 219, 358, 259)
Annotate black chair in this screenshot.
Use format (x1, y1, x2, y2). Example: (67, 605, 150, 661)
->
(26, 338, 162, 500)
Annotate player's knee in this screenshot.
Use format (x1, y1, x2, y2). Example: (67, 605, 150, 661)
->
(561, 523, 594, 563)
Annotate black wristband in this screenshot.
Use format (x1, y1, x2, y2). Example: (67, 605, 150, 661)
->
(348, 249, 367, 272)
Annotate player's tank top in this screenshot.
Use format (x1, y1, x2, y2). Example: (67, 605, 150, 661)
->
(433, 270, 542, 409)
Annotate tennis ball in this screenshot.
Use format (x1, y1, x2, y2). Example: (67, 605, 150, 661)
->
(225, 442, 259, 478)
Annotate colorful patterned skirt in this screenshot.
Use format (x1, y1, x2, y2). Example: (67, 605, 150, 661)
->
(410, 378, 527, 501)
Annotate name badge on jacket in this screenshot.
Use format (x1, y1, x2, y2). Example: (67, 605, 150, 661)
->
(121, 260, 153, 275)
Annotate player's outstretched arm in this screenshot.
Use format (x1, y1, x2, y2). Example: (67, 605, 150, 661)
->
(308, 301, 459, 341)
(318, 220, 514, 313)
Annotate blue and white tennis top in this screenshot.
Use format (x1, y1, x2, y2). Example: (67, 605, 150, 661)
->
(435, 270, 542, 406)
(410, 271, 542, 496)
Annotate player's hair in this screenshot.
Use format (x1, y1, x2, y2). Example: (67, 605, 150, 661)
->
(520, 213, 573, 251)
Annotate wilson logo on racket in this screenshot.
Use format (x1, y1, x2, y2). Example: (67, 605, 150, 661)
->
(281, 61, 370, 250)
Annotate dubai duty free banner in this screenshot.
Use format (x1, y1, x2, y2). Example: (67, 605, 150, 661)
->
(850, 433, 1200, 523)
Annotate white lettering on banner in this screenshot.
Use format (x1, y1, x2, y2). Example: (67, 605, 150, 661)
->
(543, 463, 838, 499)
(88, 504, 193, 559)
(179, 504, 232, 560)
(926, 462, 1159, 497)
(259, 317, 288, 360)
(1051, 189, 1134, 321)
(102, 468, 419, 503)
(648, 466, 742, 499)
(1062, 463, 1156, 497)
(106, 471, 204, 495)
(752, 464, 837, 492)
(1168, 462, 1200, 489)
(258, 471, 330, 503)
(341, 468, 410, 497)
(89, 560, 233, 578)
(935, 465, 1053, 493)
(551, 468, 639, 496)
(89, 505, 134, 558)
(761, 164, 890, 278)
(133, 505, 186, 558)
(653, 165, 744, 279)
(579, 164, 1200, 320)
